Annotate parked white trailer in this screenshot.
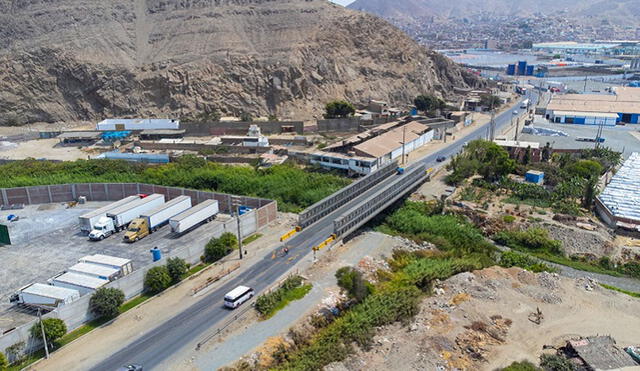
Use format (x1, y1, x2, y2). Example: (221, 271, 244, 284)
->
(140, 196, 192, 232)
(49, 272, 108, 296)
(169, 199, 219, 234)
(78, 254, 133, 276)
(78, 195, 140, 233)
(107, 194, 165, 231)
(17, 283, 80, 307)
(96, 119, 179, 131)
(68, 262, 121, 281)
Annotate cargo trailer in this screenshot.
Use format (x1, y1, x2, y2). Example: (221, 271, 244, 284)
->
(78, 195, 140, 233)
(106, 194, 165, 231)
(68, 262, 121, 281)
(169, 199, 219, 234)
(17, 283, 80, 307)
(123, 196, 191, 242)
(49, 272, 108, 296)
(78, 254, 133, 276)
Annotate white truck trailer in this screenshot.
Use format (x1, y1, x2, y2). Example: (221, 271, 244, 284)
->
(68, 262, 121, 281)
(169, 199, 219, 234)
(78, 195, 140, 233)
(106, 194, 165, 231)
(17, 283, 80, 307)
(123, 196, 192, 242)
(78, 254, 133, 276)
(49, 272, 108, 296)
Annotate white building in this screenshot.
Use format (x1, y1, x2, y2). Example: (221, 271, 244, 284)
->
(96, 119, 179, 131)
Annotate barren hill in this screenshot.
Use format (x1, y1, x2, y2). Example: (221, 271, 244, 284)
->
(0, 0, 481, 125)
(348, 0, 640, 22)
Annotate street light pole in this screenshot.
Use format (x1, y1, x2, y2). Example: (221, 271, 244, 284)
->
(401, 126, 406, 165)
(38, 308, 49, 359)
(231, 196, 244, 260)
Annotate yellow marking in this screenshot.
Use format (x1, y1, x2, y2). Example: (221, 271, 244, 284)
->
(279, 228, 299, 242)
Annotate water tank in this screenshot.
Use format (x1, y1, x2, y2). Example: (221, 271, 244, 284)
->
(506, 64, 516, 76)
(517, 61, 528, 75)
(150, 247, 162, 262)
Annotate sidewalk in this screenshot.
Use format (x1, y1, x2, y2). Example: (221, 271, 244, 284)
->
(29, 215, 296, 371)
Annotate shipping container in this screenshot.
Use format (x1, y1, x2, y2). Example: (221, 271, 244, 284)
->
(78, 195, 140, 233)
(78, 254, 133, 276)
(169, 199, 219, 234)
(140, 196, 192, 231)
(506, 64, 516, 75)
(517, 61, 528, 75)
(49, 272, 108, 296)
(68, 262, 121, 281)
(17, 283, 80, 307)
(107, 194, 165, 231)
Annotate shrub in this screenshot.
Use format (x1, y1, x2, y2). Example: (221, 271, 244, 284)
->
(144, 266, 172, 294)
(166, 257, 189, 283)
(90, 287, 125, 319)
(204, 237, 232, 263)
(539, 354, 575, 371)
(30, 318, 67, 346)
(414, 94, 446, 113)
(219, 232, 238, 250)
(499, 251, 554, 273)
(503, 360, 541, 371)
(0, 352, 7, 370)
(494, 228, 563, 255)
(255, 276, 310, 317)
(324, 100, 355, 118)
(335, 267, 373, 303)
(503, 215, 516, 223)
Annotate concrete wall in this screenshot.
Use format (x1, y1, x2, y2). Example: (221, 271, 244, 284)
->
(182, 121, 304, 136)
(317, 118, 362, 133)
(0, 185, 277, 356)
(136, 142, 272, 154)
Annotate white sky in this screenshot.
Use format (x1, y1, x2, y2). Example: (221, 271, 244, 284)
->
(330, 0, 355, 6)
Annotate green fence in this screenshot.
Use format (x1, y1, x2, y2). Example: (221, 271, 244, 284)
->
(0, 224, 10, 245)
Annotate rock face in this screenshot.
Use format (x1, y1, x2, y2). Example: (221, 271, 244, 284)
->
(0, 0, 481, 125)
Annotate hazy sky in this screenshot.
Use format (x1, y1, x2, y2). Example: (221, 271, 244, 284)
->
(330, 0, 355, 6)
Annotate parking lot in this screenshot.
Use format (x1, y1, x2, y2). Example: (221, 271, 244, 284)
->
(0, 202, 234, 330)
(519, 116, 640, 159)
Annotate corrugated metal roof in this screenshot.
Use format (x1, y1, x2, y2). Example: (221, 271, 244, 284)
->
(80, 254, 131, 267)
(353, 121, 430, 158)
(553, 111, 619, 118)
(598, 152, 640, 222)
(22, 283, 79, 299)
(68, 263, 119, 277)
(52, 272, 109, 289)
(548, 88, 640, 114)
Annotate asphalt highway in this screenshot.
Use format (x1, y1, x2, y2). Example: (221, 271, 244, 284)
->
(93, 94, 531, 371)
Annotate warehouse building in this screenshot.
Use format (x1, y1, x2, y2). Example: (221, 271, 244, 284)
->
(546, 87, 640, 125)
(596, 152, 640, 229)
(97, 118, 179, 131)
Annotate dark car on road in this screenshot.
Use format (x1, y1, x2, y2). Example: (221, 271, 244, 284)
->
(436, 156, 446, 162)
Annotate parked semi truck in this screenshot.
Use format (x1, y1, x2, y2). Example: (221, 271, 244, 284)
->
(79, 195, 140, 233)
(124, 196, 192, 242)
(169, 199, 219, 234)
(88, 194, 165, 240)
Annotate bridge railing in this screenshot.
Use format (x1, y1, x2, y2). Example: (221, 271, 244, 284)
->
(333, 164, 427, 238)
(298, 160, 398, 229)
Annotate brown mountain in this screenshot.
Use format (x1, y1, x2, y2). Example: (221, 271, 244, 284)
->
(0, 0, 481, 125)
(348, 0, 640, 21)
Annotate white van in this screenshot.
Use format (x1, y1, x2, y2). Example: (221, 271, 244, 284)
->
(224, 286, 254, 309)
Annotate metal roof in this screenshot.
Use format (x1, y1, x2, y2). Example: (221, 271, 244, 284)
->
(494, 140, 541, 149)
(552, 111, 619, 118)
(141, 195, 191, 218)
(353, 121, 431, 158)
(548, 88, 640, 115)
(598, 152, 640, 223)
(22, 283, 79, 299)
(107, 194, 164, 216)
(58, 131, 102, 139)
(80, 254, 132, 267)
(52, 272, 109, 289)
(80, 196, 141, 220)
(68, 263, 120, 277)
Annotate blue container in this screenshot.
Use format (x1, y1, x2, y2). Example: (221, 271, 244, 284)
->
(525, 171, 544, 185)
(238, 206, 252, 215)
(506, 64, 516, 75)
(517, 61, 527, 75)
(410, 108, 418, 116)
(526, 65, 535, 76)
(150, 247, 162, 262)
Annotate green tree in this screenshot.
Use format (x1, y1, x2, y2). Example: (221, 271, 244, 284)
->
(144, 266, 172, 294)
(566, 159, 603, 178)
(542, 142, 552, 162)
(219, 232, 238, 249)
(414, 94, 446, 113)
(90, 287, 125, 319)
(166, 257, 189, 283)
(204, 237, 232, 263)
(30, 318, 67, 346)
(480, 94, 502, 109)
(523, 146, 532, 165)
(539, 354, 575, 371)
(324, 100, 355, 119)
(503, 360, 541, 371)
(447, 140, 514, 184)
(582, 176, 598, 209)
(239, 112, 253, 122)
(0, 352, 7, 370)
(335, 267, 373, 303)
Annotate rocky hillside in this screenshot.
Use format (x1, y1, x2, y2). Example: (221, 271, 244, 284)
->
(0, 0, 481, 125)
(348, 0, 640, 22)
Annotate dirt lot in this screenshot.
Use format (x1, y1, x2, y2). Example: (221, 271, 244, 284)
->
(0, 138, 93, 161)
(326, 266, 640, 371)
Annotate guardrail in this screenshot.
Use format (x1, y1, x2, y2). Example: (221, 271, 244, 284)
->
(333, 164, 428, 238)
(298, 161, 398, 229)
(280, 226, 302, 242)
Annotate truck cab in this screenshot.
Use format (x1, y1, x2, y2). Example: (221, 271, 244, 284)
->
(124, 218, 150, 243)
(89, 217, 116, 241)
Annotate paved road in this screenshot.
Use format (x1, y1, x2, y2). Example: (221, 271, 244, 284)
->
(92, 96, 531, 371)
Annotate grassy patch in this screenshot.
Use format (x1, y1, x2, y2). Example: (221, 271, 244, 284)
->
(255, 276, 312, 319)
(503, 196, 551, 208)
(600, 283, 640, 298)
(242, 233, 263, 245)
(261, 284, 312, 320)
(119, 294, 153, 313)
(7, 349, 45, 371)
(55, 317, 109, 347)
(533, 253, 622, 277)
(186, 263, 210, 276)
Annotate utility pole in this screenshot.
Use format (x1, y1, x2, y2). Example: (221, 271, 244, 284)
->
(231, 196, 244, 260)
(514, 116, 521, 142)
(490, 110, 496, 141)
(38, 308, 49, 359)
(401, 125, 406, 165)
(583, 76, 588, 93)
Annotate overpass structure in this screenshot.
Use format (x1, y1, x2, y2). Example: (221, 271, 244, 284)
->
(92, 95, 532, 371)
